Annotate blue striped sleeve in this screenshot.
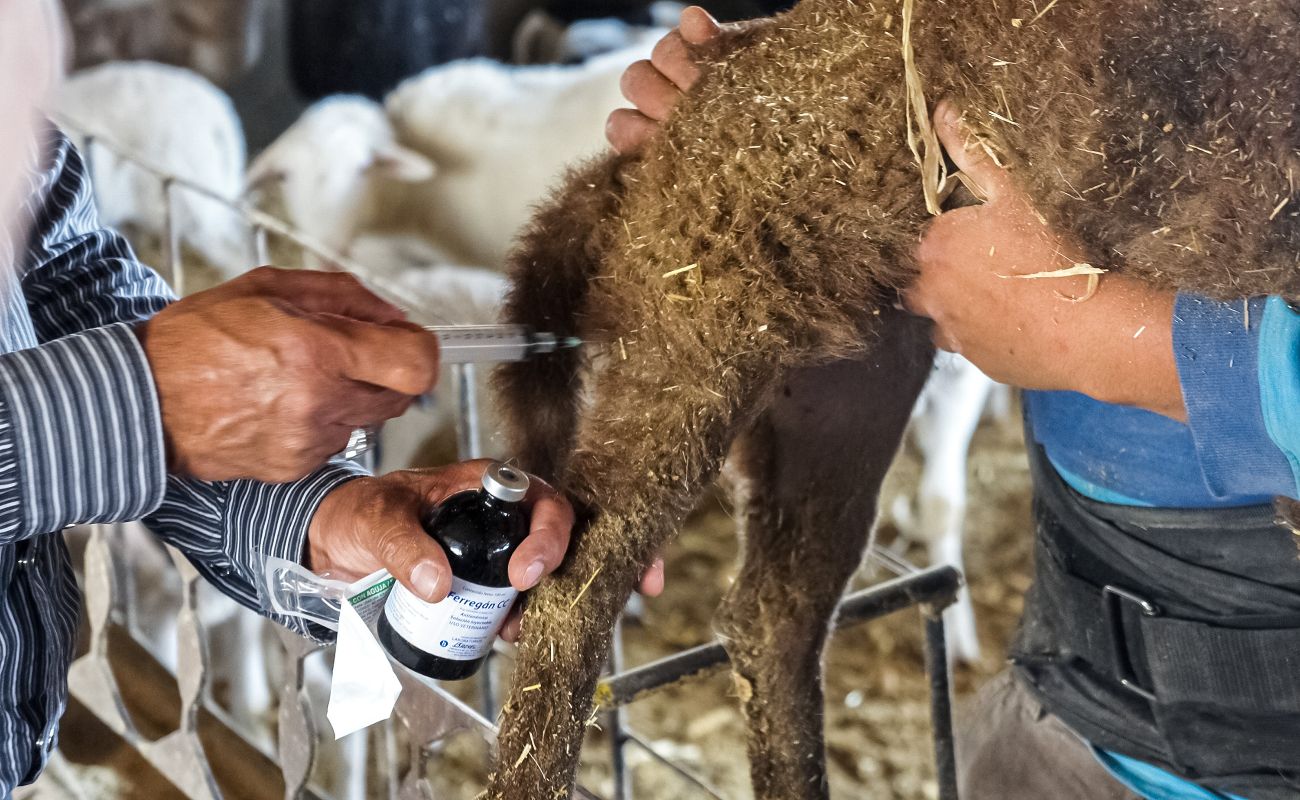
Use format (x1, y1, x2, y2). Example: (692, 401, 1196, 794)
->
(145, 461, 366, 641)
(0, 323, 168, 542)
(18, 123, 173, 338)
(1173, 293, 1297, 501)
(13, 124, 369, 640)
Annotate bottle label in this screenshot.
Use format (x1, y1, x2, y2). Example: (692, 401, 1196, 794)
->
(382, 577, 518, 661)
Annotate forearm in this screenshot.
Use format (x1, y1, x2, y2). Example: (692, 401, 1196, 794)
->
(1061, 275, 1184, 421)
(0, 311, 367, 638)
(0, 324, 168, 543)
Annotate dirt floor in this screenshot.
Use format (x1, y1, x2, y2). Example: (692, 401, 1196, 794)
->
(391, 406, 1035, 800)
(40, 376, 1034, 800)
(567, 407, 1036, 800)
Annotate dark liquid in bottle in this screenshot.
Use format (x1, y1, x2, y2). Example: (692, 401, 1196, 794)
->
(378, 484, 530, 681)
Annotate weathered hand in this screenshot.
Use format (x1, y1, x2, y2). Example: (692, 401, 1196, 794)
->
(906, 101, 1185, 420)
(606, 6, 732, 154)
(307, 460, 662, 644)
(138, 266, 441, 482)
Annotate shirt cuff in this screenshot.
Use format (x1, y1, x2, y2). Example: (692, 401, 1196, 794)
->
(0, 322, 167, 538)
(1173, 293, 1294, 500)
(223, 460, 369, 641)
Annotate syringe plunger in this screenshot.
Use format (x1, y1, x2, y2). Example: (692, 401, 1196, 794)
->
(424, 324, 581, 364)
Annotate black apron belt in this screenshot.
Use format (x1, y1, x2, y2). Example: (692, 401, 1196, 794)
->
(1036, 544, 1300, 711)
(1010, 436, 1300, 798)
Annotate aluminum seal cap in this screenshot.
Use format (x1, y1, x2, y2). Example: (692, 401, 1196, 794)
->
(482, 462, 529, 503)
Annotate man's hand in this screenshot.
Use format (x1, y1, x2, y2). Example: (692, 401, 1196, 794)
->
(907, 102, 1186, 421)
(307, 460, 664, 643)
(606, 6, 730, 154)
(138, 267, 441, 482)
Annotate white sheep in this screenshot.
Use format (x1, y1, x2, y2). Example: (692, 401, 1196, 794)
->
(386, 42, 653, 267)
(55, 61, 252, 275)
(244, 97, 435, 263)
(247, 38, 655, 270)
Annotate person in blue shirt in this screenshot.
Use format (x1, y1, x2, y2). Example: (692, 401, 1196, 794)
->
(614, 7, 1300, 799)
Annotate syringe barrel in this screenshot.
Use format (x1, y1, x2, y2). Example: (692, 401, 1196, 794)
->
(425, 324, 552, 364)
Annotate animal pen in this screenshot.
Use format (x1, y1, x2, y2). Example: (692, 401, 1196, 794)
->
(56, 124, 964, 800)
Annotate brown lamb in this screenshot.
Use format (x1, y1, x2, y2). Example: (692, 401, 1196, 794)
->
(488, 0, 1300, 797)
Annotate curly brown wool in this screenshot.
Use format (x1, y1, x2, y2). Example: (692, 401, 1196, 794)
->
(489, 1, 1299, 798)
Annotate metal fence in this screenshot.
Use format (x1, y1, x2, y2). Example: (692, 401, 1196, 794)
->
(56, 124, 962, 800)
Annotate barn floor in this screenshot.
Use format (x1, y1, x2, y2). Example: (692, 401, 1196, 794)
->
(395, 405, 1035, 800)
(587, 410, 1033, 800)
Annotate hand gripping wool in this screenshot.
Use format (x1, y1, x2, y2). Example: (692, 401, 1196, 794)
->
(490, 1, 1299, 798)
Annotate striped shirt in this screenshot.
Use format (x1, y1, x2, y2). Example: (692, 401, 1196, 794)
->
(0, 125, 363, 794)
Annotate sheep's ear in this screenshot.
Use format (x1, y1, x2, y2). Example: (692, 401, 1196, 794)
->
(244, 166, 286, 195)
(369, 145, 436, 183)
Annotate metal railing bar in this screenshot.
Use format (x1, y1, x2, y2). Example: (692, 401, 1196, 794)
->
(455, 363, 484, 463)
(69, 618, 330, 800)
(383, 719, 400, 800)
(254, 224, 270, 266)
(162, 179, 184, 294)
(869, 544, 923, 577)
(598, 565, 962, 707)
(479, 654, 499, 725)
(600, 640, 726, 711)
(605, 618, 631, 800)
(621, 732, 726, 800)
(922, 610, 959, 800)
(81, 134, 96, 192)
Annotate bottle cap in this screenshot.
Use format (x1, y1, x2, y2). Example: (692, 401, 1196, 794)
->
(482, 462, 529, 503)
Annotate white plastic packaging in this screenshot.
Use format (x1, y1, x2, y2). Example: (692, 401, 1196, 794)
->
(261, 556, 404, 738)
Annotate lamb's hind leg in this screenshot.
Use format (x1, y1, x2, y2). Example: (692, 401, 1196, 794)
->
(487, 342, 784, 800)
(717, 311, 934, 800)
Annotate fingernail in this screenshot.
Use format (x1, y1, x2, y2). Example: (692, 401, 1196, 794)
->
(411, 562, 442, 601)
(521, 560, 545, 589)
(940, 102, 961, 125)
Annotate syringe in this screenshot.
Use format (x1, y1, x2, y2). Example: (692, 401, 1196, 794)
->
(341, 324, 582, 460)
(425, 324, 582, 364)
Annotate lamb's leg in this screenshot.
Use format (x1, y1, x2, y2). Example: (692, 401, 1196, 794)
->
(716, 311, 934, 799)
(487, 337, 785, 799)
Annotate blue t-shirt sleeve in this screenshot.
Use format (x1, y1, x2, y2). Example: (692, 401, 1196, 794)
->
(1256, 296, 1300, 499)
(1173, 293, 1298, 501)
